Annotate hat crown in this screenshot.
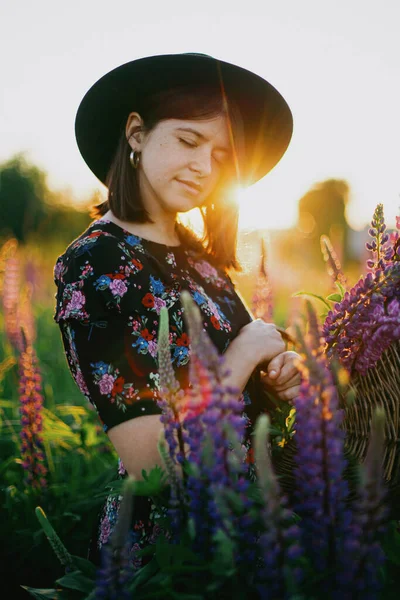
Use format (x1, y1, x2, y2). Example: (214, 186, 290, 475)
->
(183, 52, 213, 58)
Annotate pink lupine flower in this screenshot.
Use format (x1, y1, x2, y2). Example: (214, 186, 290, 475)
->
(109, 278, 128, 297)
(99, 373, 115, 395)
(2, 244, 23, 351)
(18, 345, 47, 490)
(252, 237, 274, 322)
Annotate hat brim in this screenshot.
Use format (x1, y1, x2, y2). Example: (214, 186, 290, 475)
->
(75, 53, 293, 187)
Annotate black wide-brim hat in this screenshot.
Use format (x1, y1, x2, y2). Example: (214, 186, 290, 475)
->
(75, 53, 293, 187)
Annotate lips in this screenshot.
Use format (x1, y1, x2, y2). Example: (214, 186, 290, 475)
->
(176, 179, 202, 194)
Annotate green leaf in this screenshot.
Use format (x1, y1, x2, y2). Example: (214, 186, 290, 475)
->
(291, 291, 331, 310)
(69, 555, 97, 579)
(56, 571, 94, 594)
(382, 521, 400, 565)
(35, 507, 74, 568)
(335, 280, 346, 297)
(131, 558, 160, 590)
(133, 465, 168, 495)
(20, 588, 64, 599)
(326, 293, 342, 303)
(211, 530, 235, 579)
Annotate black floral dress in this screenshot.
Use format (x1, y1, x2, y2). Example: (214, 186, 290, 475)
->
(53, 218, 263, 567)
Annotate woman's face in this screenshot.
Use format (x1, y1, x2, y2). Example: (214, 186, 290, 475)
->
(126, 114, 234, 217)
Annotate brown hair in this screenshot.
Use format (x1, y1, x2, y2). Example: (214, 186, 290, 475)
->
(90, 84, 246, 273)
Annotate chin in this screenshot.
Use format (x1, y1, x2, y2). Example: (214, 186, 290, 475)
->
(167, 197, 201, 213)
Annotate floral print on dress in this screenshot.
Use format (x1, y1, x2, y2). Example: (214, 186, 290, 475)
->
(62, 323, 90, 398)
(186, 251, 232, 291)
(129, 314, 158, 358)
(91, 361, 140, 412)
(165, 252, 177, 268)
(185, 274, 231, 333)
(69, 229, 115, 257)
(141, 275, 181, 315)
(169, 309, 191, 366)
(55, 263, 94, 322)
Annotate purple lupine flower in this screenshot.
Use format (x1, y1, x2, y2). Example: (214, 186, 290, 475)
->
(251, 236, 273, 322)
(18, 345, 47, 490)
(254, 414, 303, 599)
(322, 207, 400, 375)
(179, 291, 255, 561)
(293, 302, 353, 591)
(365, 203, 398, 270)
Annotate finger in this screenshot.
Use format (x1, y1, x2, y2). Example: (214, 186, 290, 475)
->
(266, 352, 286, 379)
(273, 362, 301, 386)
(264, 370, 301, 390)
(265, 353, 300, 385)
(271, 373, 301, 392)
(276, 385, 301, 402)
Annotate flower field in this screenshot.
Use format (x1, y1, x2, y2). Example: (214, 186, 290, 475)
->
(1, 204, 399, 599)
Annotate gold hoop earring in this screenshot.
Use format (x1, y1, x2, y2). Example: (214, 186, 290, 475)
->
(129, 150, 140, 169)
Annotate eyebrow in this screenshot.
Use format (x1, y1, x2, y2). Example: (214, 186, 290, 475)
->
(175, 127, 230, 153)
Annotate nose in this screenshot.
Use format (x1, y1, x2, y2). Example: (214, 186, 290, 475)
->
(189, 147, 213, 177)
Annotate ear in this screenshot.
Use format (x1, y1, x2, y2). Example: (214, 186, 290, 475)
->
(125, 112, 145, 149)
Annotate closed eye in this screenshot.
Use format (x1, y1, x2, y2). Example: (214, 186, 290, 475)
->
(179, 138, 197, 148)
(179, 138, 225, 165)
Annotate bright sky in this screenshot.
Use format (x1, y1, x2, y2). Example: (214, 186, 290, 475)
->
(1, 0, 399, 231)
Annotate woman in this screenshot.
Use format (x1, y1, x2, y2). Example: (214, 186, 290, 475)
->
(53, 53, 300, 567)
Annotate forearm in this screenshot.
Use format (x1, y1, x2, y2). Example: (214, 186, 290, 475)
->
(222, 337, 257, 392)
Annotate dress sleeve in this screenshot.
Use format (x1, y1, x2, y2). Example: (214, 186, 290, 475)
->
(54, 234, 167, 432)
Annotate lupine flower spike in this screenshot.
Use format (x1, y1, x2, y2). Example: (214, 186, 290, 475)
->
(254, 414, 302, 599)
(252, 236, 273, 322)
(322, 204, 400, 479)
(323, 204, 400, 375)
(320, 234, 347, 289)
(179, 291, 255, 565)
(1, 239, 23, 351)
(19, 344, 47, 490)
(293, 302, 352, 592)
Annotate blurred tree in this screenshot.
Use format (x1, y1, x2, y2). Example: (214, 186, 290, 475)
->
(0, 153, 50, 242)
(296, 178, 353, 267)
(0, 153, 94, 246)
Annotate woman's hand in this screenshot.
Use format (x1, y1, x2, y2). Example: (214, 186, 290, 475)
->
(236, 319, 287, 364)
(222, 319, 287, 394)
(260, 350, 302, 402)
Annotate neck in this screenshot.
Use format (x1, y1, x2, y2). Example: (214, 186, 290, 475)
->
(101, 211, 181, 246)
